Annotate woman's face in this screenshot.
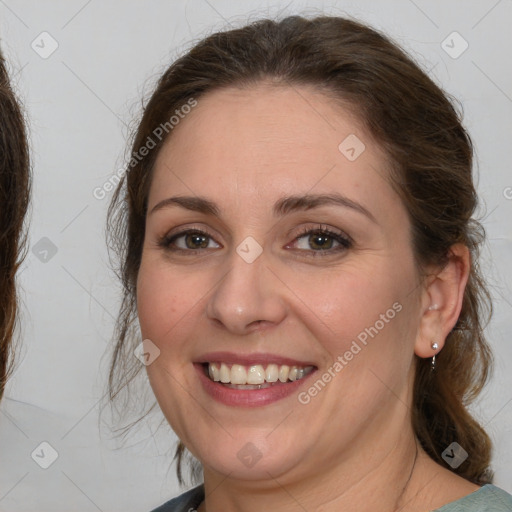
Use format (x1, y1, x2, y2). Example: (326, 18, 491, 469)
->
(137, 84, 425, 483)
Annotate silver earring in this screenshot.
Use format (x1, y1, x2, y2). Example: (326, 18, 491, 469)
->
(431, 342, 439, 372)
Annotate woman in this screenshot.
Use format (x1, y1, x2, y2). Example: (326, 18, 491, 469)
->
(0, 48, 30, 401)
(107, 15, 512, 511)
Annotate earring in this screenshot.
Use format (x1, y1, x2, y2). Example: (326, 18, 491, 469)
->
(431, 342, 439, 372)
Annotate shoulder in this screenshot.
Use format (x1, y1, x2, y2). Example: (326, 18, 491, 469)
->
(149, 485, 205, 512)
(435, 484, 512, 511)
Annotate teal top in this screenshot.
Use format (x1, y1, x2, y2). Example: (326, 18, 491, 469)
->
(150, 483, 512, 511)
(436, 484, 512, 511)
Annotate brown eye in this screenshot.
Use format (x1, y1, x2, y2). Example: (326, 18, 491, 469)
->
(308, 232, 335, 250)
(288, 226, 352, 257)
(184, 232, 210, 249)
(160, 229, 221, 252)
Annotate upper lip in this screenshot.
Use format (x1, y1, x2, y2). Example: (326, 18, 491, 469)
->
(195, 351, 317, 367)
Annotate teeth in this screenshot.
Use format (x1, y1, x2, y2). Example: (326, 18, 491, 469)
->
(265, 364, 279, 383)
(208, 364, 219, 381)
(220, 363, 230, 383)
(206, 362, 313, 385)
(247, 365, 265, 385)
(231, 364, 247, 384)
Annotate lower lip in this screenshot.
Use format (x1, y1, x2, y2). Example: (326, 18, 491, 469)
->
(195, 364, 316, 407)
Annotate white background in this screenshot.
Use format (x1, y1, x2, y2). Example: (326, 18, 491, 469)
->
(0, 1, 511, 510)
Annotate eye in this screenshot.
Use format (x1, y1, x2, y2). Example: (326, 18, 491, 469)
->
(158, 224, 352, 257)
(159, 228, 221, 252)
(287, 225, 352, 256)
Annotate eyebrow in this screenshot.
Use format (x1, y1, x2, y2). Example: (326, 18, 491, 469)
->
(149, 193, 377, 223)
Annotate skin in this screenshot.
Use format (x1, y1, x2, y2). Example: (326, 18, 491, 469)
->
(137, 83, 479, 511)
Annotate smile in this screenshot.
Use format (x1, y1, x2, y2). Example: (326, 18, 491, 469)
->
(195, 352, 318, 406)
(205, 362, 315, 388)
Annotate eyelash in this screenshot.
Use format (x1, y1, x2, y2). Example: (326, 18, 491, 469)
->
(158, 224, 353, 258)
(287, 225, 352, 257)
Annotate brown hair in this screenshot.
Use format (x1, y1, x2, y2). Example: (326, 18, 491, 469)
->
(0, 48, 31, 399)
(107, 15, 494, 485)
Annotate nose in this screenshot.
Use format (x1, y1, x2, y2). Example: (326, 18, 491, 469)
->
(205, 246, 287, 336)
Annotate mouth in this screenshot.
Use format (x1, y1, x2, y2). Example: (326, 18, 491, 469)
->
(203, 362, 315, 389)
(194, 353, 318, 407)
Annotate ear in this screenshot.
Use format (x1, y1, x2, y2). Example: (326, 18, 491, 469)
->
(414, 243, 470, 359)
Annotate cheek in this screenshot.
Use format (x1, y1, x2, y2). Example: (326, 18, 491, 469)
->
(286, 262, 401, 342)
(136, 262, 199, 419)
(136, 261, 182, 343)
(285, 261, 417, 391)
(136, 257, 213, 353)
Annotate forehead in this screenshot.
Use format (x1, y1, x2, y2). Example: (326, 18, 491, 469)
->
(149, 83, 399, 221)
(156, 82, 373, 163)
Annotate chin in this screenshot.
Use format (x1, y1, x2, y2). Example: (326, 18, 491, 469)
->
(185, 428, 306, 482)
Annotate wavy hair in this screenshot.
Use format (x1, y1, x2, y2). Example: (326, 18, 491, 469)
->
(0, 48, 31, 399)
